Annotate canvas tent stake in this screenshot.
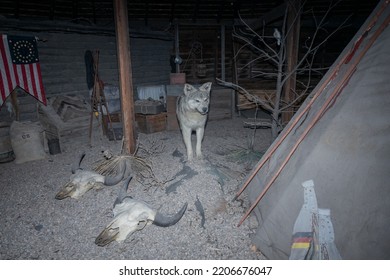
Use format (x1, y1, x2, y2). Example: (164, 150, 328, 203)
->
(233, 0, 389, 202)
(237, 12, 390, 227)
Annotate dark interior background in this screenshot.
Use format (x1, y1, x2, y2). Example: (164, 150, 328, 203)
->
(0, 0, 380, 120)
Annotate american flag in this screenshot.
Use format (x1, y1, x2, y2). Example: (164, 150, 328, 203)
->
(0, 34, 46, 107)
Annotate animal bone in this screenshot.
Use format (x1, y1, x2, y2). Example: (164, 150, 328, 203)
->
(55, 152, 126, 200)
(95, 176, 188, 246)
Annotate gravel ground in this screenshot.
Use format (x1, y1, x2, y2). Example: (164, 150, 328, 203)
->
(0, 116, 272, 260)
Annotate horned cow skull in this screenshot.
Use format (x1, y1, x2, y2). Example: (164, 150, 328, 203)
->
(55, 152, 126, 200)
(95, 176, 188, 246)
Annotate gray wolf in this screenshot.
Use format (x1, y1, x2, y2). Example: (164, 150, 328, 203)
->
(176, 82, 212, 160)
(95, 176, 188, 246)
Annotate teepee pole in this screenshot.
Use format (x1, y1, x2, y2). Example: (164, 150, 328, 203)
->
(238, 11, 390, 226)
(234, 0, 390, 201)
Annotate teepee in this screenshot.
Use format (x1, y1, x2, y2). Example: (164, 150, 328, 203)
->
(238, 0, 390, 259)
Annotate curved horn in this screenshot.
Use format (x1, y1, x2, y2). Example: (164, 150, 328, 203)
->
(152, 202, 188, 227)
(103, 159, 127, 186)
(71, 152, 86, 174)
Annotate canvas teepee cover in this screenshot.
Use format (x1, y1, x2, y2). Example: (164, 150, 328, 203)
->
(242, 0, 390, 259)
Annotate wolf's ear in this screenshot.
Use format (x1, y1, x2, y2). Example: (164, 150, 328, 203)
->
(199, 82, 212, 93)
(184, 83, 197, 96)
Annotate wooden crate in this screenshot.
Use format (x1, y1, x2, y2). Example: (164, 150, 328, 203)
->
(209, 87, 233, 121)
(135, 112, 167, 134)
(103, 112, 121, 123)
(102, 112, 122, 140)
(170, 73, 186, 85)
(236, 89, 276, 110)
(166, 96, 179, 131)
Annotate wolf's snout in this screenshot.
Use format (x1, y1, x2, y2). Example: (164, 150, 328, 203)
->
(202, 107, 208, 113)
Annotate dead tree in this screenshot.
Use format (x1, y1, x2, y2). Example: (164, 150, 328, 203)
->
(218, 1, 350, 139)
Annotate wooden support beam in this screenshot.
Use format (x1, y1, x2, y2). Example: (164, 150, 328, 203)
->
(113, 0, 136, 154)
(214, 28, 218, 79)
(220, 24, 225, 81)
(282, 0, 301, 124)
(175, 23, 180, 73)
(10, 89, 20, 121)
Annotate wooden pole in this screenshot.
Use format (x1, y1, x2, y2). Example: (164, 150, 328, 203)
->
(113, 0, 136, 154)
(10, 89, 20, 121)
(175, 23, 180, 73)
(220, 24, 225, 81)
(282, 0, 300, 124)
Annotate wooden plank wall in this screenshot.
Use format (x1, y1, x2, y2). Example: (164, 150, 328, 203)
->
(178, 26, 234, 85)
(0, 23, 237, 122)
(130, 37, 172, 88)
(38, 32, 118, 96)
(0, 29, 172, 97)
(0, 27, 172, 121)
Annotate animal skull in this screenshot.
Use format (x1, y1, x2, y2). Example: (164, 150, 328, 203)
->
(55, 152, 126, 200)
(95, 176, 188, 246)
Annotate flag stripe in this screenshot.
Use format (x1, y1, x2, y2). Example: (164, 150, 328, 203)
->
(29, 64, 37, 98)
(21, 65, 28, 92)
(24, 64, 37, 97)
(35, 63, 46, 104)
(0, 47, 8, 103)
(7, 37, 19, 87)
(0, 35, 14, 103)
(292, 237, 312, 243)
(0, 34, 46, 107)
(291, 242, 311, 249)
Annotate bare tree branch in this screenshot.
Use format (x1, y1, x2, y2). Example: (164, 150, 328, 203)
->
(228, 0, 348, 139)
(216, 78, 274, 112)
(236, 12, 279, 59)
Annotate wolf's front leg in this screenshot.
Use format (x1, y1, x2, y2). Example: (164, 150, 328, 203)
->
(182, 126, 193, 160)
(195, 127, 204, 159)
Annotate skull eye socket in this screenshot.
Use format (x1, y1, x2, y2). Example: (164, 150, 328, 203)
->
(137, 220, 147, 229)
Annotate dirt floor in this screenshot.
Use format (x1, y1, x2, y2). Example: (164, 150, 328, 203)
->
(0, 115, 272, 260)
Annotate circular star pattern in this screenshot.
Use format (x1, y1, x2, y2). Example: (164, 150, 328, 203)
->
(9, 38, 38, 64)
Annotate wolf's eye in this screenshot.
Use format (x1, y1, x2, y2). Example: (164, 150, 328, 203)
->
(196, 100, 200, 103)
